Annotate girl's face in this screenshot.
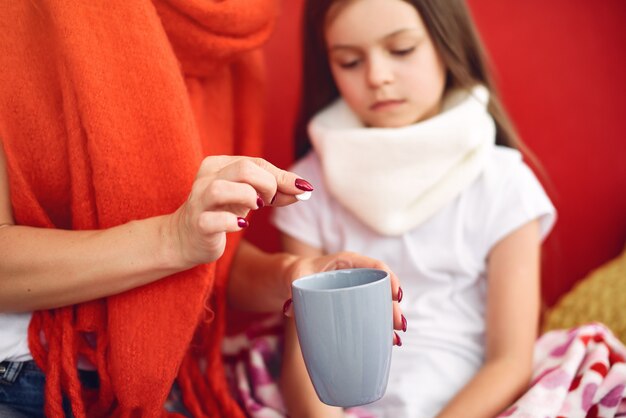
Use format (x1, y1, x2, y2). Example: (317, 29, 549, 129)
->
(325, 0, 447, 128)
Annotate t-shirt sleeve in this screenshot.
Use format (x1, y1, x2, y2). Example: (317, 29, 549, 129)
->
(484, 154, 557, 251)
(271, 152, 325, 249)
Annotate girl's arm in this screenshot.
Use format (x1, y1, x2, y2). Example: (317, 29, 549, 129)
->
(436, 219, 541, 418)
(278, 234, 344, 418)
(0, 141, 308, 312)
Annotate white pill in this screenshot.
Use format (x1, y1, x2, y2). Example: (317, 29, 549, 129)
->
(296, 191, 312, 201)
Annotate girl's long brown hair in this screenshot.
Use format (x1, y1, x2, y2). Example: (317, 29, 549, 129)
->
(295, 0, 529, 160)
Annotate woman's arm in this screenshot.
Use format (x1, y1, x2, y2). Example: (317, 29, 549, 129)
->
(227, 239, 297, 312)
(278, 234, 344, 418)
(228, 238, 404, 316)
(436, 220, 541, 418)
(0, 144, 308, 312)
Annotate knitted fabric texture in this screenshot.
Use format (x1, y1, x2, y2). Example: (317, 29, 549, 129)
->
(543, 244, 626, 344)
(0, 0, 278, 416)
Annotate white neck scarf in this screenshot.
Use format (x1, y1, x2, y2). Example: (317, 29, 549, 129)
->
(309, 85, 495, 236)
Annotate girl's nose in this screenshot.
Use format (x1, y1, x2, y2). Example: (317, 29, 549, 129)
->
(367, 55, 394, 88)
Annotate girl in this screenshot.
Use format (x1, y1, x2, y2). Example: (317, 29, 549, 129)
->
(273, 0, 556, 417)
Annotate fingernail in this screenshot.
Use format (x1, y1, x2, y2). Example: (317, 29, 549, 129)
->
(282, 298, 293, 315)
(295, 178, 314, 192)
(401, 314, 407, 332)
(270, 193, 277, 205)
(256, 195, 265, 209)
(398, 287, 403, 303)
(237, 217, 249, 228)
(394, 332, 402, 347)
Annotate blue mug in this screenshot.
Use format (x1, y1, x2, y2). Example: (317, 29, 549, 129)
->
(292, 268, 393, 407)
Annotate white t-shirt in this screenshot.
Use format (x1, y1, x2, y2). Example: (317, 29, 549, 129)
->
(272, 146, 556, 418)
(0, 312, 33, 362)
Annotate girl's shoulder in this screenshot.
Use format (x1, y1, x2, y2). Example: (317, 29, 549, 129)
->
(476, 145, 556, 244)
(482, 146, 539, 192)
(487, 145, 524, 173)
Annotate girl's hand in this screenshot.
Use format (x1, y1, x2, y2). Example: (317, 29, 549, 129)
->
(283, 251, 405, 345)
(169, 156, 314, 268)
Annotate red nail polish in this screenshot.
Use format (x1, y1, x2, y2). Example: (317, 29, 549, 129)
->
(395, 332, 402, 347)
(237, 217, 248, 228)
(256, 196, 265, 209)
(401, 314, 407, 332)
(282, 298, 293, 315)
(398, 287, 403, 303)
(295, 178, 314, 192)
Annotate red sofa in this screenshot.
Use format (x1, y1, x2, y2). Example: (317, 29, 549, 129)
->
(245, 0, 626, 309)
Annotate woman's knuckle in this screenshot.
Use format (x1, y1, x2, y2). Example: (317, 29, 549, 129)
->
(204, 180, 227, 203)
(237, 160, 255, 179)
(199, 156, 213, 172)
(251, 157, 267, 167)
(278, 169, 290, 185)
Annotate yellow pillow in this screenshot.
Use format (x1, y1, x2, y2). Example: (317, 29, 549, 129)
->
(543, 244, 626, 344)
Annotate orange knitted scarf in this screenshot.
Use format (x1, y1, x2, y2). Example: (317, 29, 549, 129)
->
(0, 0, 278, 416)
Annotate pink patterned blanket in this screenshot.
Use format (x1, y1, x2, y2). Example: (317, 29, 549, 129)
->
(499, 323, 626, 418)
(223, 318, 626, 418)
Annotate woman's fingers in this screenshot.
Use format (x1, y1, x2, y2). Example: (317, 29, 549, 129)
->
(175, 155, 316, 268)
(392, 300, 404, 330)
(394, 332, 403, 347)
(270, 178, 314, 207)
(197, 211, 249, 235)
(282, 298, 293, 318)
(385, 268, 401, 302)
(198, 156, 314, 207)
(246, 158, 315, 206)
(214, 158, 278, 205)
(197, 179, 259, 214)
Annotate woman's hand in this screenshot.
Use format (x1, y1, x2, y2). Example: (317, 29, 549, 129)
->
(283, 251, 405, 345)
(0, 149, 316, 311)
(168, 156, 314, 268)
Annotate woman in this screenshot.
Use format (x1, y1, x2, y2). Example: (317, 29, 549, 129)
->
(0, 1, 402, 417)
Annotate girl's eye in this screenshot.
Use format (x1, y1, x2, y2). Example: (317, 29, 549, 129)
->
(391, 46, 416, 56)
(338, 60, 360, 69)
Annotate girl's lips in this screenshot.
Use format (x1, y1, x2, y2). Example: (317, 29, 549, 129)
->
(370, 99, 406, 111)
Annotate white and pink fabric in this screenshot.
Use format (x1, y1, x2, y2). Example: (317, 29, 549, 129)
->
(499, 323, 626, 418)
(223, 319, 626, 418)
